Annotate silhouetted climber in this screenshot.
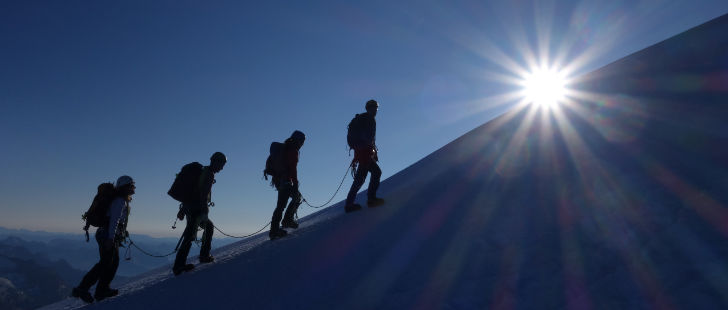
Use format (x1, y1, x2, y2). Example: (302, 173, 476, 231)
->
(345, 99, 384, 212)
(264, 130, 305, 240)
(72, 176, 135, 303)
(171, 152, 226, 276)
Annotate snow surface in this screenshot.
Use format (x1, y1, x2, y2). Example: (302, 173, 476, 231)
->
(42, 13, 728, 310)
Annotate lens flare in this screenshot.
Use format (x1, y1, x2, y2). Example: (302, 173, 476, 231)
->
(523, 68, 568, 108)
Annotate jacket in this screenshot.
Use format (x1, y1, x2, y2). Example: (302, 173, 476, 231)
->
(281, 142, 300, 186)
(105, 197, 129, 240)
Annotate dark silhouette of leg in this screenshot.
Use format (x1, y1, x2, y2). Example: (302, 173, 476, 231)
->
(77, 233, 108, 290)
(174, 213, 198, 270)
(270, 183, 292, 238)
(78, 263, 101, 291)
(199, 218, 214, 258)
(346, 163, 369, 206)
(272, 184, 291, 230)
(96, 244, 119, 294)
(367, 162, 381, 200)
(283, 189, 301, 221)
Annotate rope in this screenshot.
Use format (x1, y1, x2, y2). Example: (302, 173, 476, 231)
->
(302, 163, 351, 209)
(213, 222, 271, 239)
(125, 236, 178, 258)
(119, 162, 352, 257)
(125, 219, 271, 258)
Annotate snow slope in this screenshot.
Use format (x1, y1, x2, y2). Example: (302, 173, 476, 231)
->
(43, 13, 728, 310)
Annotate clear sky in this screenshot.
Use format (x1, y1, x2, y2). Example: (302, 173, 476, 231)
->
(2, 0, 727, 237)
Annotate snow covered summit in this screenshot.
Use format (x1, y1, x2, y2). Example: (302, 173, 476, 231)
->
(46, 13, 728, 310)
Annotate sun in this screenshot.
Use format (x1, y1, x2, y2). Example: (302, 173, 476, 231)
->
(523, 67, 568, 108)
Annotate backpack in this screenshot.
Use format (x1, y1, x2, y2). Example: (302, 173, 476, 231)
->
(263, 142, 285, 183)
(347, 113, 366, 150)
(168, 162, 204, 203)
(82, 182, 116, 241)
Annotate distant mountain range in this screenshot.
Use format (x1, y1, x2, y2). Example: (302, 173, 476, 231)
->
(0, 247, 97, 310)
(0, 226, 237, 309)
(0, 227, 179, 277)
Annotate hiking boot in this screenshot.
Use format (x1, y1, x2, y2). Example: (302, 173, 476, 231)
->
(281, 219, 299, 229)
(94, 288, 119, 301)
(173, 263, 195, 276)
(367, 197, 385, 207)
(199, 255, 215, 264)
(269, 228, 288, 240)
(345, 203, 362, 213)
(71, 287, 94, 303)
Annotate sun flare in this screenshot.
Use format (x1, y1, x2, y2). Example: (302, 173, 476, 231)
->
(523, 68, 568, 108)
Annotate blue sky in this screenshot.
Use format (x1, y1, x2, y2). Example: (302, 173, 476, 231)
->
(1, 0, 727, 237)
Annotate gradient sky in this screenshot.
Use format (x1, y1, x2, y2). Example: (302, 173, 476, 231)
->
(2, 0, 727, 237)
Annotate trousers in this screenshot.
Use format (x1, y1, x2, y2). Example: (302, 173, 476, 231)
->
(174, 206, 213, 269)
(78, 229, 119, 292)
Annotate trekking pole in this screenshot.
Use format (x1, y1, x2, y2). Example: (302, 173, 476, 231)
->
(302, 163, 351, 209)
(212, 222, 271, 239)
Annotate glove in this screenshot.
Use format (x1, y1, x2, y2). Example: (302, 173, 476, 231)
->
(177, 209, 185, 220)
